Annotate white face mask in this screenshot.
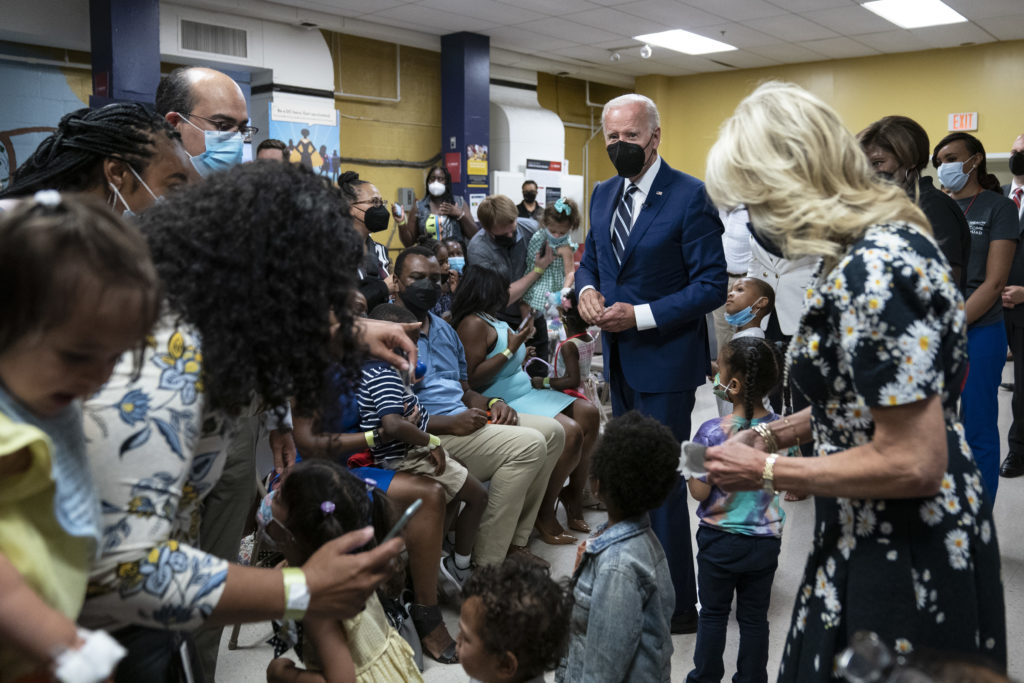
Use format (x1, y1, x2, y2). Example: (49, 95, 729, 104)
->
(109, 165, 161, 218)
(428, 181, 446, 197)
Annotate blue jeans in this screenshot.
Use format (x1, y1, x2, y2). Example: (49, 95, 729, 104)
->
(687, 526, 781, 683)
(962, 320, 1007, 502)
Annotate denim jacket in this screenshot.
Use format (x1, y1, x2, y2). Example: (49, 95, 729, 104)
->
(556, 513, 675, 682)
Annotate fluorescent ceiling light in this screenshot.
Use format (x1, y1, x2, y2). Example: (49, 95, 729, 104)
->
(861, 0, 967, 29)
(633, 29, 737, 56)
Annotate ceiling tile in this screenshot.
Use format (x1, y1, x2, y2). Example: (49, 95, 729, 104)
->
(512, 16, 623, 43)
(480, 24, 567, 51)
(616, 0, 726, 29)
(761, 0, 848, 10)
(911, 22, 998, 48)
(548, 44, 623, 62)
(702, 49, 781, 69)
(280, 0, 409, 15)
(852, 29, 936, 53)
(562, 7, 667, 35)
(974, 14, 1024, 41)
(801, 5, 896, 36)
(418, 0, 546, 25)
(944, 0, 1024, 20)
(685, 0, 791, 22)
(686, 22, 780, 48)
(797, 36, 880, 59)
(744, 13, 839, 41)
(492, 0, 600, 14)
(363, 3, 494, 31)
(745, 41, 828, 63)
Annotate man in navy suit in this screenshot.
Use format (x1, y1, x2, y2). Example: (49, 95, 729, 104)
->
(576, 94, 727, 633)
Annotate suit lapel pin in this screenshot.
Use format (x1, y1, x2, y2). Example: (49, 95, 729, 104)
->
(655, 191, 663, 196)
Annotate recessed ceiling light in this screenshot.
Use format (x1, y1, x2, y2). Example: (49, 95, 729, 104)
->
(633, 29, 737, 56)
(861, 0, 967, 29)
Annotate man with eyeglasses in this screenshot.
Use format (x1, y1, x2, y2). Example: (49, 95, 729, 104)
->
(156, 65, 287, 681)
(155, 66, 255, 177)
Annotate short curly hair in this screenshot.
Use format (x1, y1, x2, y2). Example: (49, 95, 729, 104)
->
(461, 557, 573, 680)
(590, 411, 679, 517)
(140, 161, 363, 415)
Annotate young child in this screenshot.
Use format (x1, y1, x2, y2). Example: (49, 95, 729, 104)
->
(686, 337, 792, 683)
(417, 236, 456, 320)
(713, 277, 775, 417)
(557, 411, 678, 683)
(0, 192, 160, 679)
(521, 197, 579, 317)
(360, 304, 487, 590)
(458, 557, 573, 683)
(265, 460, 424, 682)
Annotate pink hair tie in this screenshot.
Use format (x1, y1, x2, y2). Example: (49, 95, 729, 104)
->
(320, 501, 336, 515)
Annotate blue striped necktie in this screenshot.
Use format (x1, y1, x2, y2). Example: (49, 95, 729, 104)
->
(613, 183, 639, 264)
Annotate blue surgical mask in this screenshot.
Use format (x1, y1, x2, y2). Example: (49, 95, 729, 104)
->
(448, 256, 465, 273)
(937, 157, 975, 193)
(724, 296, 764, 327)
(180, 115, 244, 176)
(547, 229, 571, 247)
(712, 373, 734, 402)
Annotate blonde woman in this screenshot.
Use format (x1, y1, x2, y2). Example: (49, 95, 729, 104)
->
(703, 82, 1005, 680)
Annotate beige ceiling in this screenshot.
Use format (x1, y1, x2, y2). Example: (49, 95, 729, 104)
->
(187, 0, 1024, 86)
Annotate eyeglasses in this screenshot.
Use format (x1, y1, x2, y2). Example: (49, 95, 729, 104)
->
(353, 198, 389, 209)
(183, 113, 259, 141)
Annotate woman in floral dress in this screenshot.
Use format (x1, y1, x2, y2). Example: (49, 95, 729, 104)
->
(703, 82, 1005, 680)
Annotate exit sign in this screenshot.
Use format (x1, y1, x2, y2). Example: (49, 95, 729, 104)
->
(948, 112, 978, 131)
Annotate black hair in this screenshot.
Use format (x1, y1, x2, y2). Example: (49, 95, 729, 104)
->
(338, 170, 370, 205)
(140, 161, 363, 416)
(1, 103, 182, 198)
(461, 557, 573, 680)
(932, 132, 1001, 193)
(590, 411, 678, 518)
(358, 277, 390, 313)
(301, 128, 310, 137)
(256, 138, 287, 154)
(450, 265, 509, 328)
(0, 193, 161, 357)
(559, 289, 587, 335)
(424, 165, 454, 204)
(442, 237, 466, 257)
(154, 67, 196, 116)
(741, 277, 776, 319)
(369, 302, 417, 325)
(416, 235, 443, 255)
(279, 459, 394, 564)
(522, 179, 537, 189)
(721, 337, 783, 424)
(394, 245, 436, 279)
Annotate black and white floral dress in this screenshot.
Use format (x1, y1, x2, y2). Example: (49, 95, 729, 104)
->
(779, 222, 1006, 680)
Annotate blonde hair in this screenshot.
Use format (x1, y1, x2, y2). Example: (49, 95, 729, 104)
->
(706, 82, 928, 270)
(477, 194, 518, 230)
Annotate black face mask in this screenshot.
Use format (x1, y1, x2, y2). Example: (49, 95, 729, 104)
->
(607, 137, 652, 178)
(493, 233, 516, 249)
(1010, 152, 1024, 177)
(363, 205, 390, 233)
(746, 220, 785, 259)
(399, 279, 441, 316)
(522, 191, 537, 203)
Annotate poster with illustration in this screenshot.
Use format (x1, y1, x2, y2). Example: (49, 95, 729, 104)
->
(267, 100, 340, 181)
(466, 144, 488, 187)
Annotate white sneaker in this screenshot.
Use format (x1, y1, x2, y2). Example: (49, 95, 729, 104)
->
(439, 554, 471, 590)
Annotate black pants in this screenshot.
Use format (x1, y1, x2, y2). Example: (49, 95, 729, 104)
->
(1006, 317, 1024, 454)
(113, 627, 206, 683)
(496, 309, 549, 362)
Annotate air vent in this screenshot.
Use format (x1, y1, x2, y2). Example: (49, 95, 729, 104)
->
(181, 19, 247, 58)
(708, 59, 737, 68)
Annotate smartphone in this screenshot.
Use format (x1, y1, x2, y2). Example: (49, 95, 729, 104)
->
(381, 498, 422, 543)
(538, 240, 549, 258)
(518, 315, 532, 332)
(393, 203, 404, 219)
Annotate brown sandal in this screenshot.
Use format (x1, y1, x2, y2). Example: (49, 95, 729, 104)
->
(411, 604, 458, 664)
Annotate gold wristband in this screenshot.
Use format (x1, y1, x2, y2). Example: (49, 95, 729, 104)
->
(762, 454, 779, 493)
(501, 348, 513, 359)
(487, 397, 504, 409)
(282, 567, 310, 621)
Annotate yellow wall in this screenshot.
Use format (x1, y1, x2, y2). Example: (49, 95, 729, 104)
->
(637, 40, 1024, 179)
(536, 74, 629, 231)
(323, 31, 442, 261)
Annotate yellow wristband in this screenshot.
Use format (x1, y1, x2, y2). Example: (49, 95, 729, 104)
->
(364, 430, 375, 447)
(282, 567, 310, 621)
(487, 397, 504, 409)
(501, 348, 513, 359)
(533, 266, 544, 275)
(543, 377, 551, 388)
(428, 434, 441, 448)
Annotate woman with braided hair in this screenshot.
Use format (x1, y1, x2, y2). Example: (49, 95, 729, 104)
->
(0, 102, 195, 215)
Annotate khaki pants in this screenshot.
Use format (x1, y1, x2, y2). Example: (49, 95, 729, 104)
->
(396, 446, 469, 502)
(439, 413, 564, 565)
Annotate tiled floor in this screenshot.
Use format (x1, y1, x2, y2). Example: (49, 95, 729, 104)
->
(217, 366, 1024, 681)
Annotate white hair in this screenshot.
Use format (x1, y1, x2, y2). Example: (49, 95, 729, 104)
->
(602, 94, 660, 134)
